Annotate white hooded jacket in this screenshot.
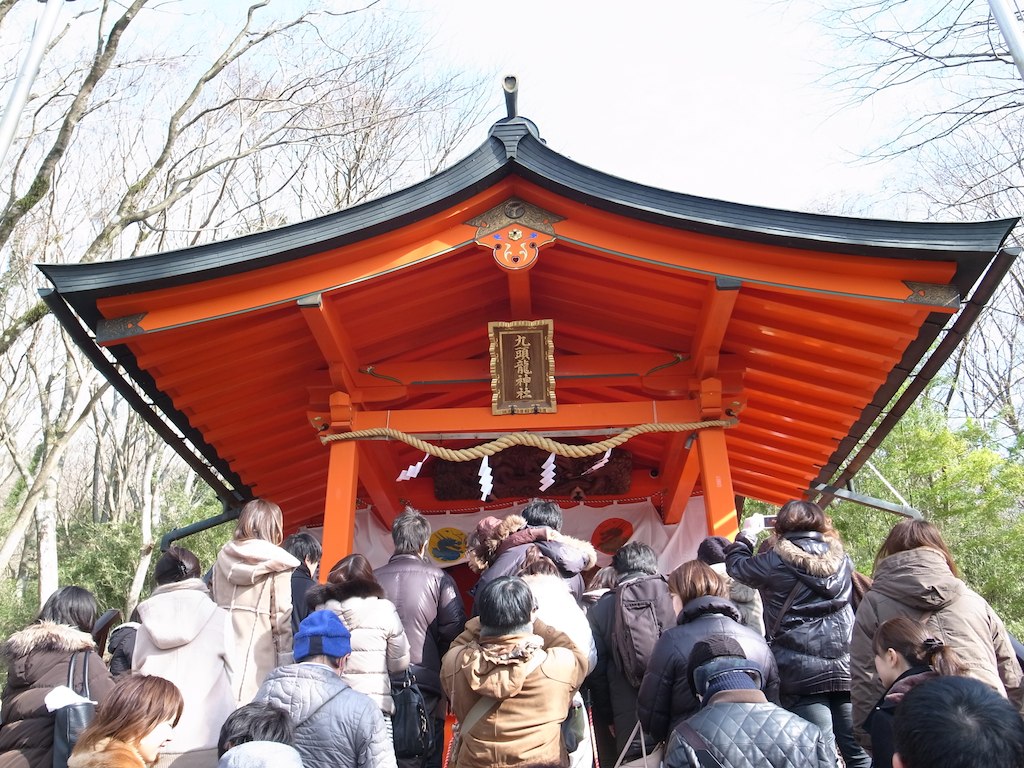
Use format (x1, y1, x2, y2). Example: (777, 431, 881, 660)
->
(134, 578, 236, 754)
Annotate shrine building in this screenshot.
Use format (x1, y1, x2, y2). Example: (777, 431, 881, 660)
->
(37, 91, 1018, 575)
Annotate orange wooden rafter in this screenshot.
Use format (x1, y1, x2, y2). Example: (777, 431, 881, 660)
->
(662, 434, 701, 525)
(357, 442, 402, 528)
(691, 278, 741, 379)
(507, 269, 533, 317)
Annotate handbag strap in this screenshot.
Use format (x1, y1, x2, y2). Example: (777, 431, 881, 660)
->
(768, 578, 802, 642)
(677, 722, 725, 768)
(66, 650, 90, 698)
(612, 720, 651, 768)
(269, 575, 281, 658)
(459, 649, 547, 735)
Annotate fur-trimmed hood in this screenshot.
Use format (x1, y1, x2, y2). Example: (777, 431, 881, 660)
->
(306, 578, 384, 612)
(2, 621, 95, 660)
(67, 738, 147, 768)
(774, 532, 847, 578)
(467, 513, 598, 575)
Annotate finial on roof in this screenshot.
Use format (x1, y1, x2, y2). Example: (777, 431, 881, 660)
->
(503, 75, 518, 119)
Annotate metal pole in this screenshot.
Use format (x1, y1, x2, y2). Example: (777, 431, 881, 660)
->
(989, 0, 1024, 82)
(0, 0, 65, 171)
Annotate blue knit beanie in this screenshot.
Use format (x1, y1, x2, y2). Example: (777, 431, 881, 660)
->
(294, 609, 351, 662)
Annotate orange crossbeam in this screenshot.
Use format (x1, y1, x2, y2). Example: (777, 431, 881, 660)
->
(341, 399, 704, 435)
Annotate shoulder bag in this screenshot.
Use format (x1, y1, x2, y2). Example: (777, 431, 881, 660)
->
(391, 669, 434, 759)
(52, 650, 96, 768)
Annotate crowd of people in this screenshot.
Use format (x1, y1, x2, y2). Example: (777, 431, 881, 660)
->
(1, 497, 1024, 768)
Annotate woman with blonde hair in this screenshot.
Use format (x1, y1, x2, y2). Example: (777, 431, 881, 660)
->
(850, 518, 1023, 746)
(636, 560, 780, 744)
(212, 499, 298, 704)
(68, 675, 184, 768)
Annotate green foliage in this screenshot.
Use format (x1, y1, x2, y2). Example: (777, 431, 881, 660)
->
(741, 396, 1024, 638)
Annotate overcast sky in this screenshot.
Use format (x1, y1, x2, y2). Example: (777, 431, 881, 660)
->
(397, 0, 920, 217)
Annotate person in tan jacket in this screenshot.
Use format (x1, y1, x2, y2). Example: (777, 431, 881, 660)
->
(851, 520, 1024, 747)
(212, 499, 299, 705)
(441, 575, 588, 768)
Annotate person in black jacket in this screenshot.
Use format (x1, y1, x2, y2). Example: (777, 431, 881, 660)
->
(726, 500, 870, 768)
(637, 560, 780, 743)
(283, 532, 321, 635)
(664, 635, 831, 768)
(586, 542, 667, 767)
(375, 509, 466, 768)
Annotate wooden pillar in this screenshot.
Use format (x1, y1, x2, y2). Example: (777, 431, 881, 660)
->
(321, 440, 358, 582)
(697, 428, 739, 539)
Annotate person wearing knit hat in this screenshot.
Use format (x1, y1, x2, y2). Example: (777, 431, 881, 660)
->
(292, 608, 352, 662)
(254, 610, 396, 768)
(662, 635, 832, 768)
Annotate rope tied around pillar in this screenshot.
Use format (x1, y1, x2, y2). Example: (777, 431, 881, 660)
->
(318, 417, 739, 462)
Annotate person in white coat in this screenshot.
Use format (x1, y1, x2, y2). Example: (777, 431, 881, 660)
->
(519, 546, 597, 768)
(134, 547, 236, 768)
(310, 553, 410, 761)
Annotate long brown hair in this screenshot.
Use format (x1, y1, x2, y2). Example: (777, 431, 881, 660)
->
(874, 519, 958, 576)
(667, 560, 727, 607)
(74, 675, 183, 753)
(518, 545, 560, 577)
(326, 553, 385, 598)
(233, 499, 284, 546)
(872, 617, 968, 677)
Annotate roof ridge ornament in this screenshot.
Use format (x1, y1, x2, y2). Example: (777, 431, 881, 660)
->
(504, 75, 518, 118)
(488, 75, 542, 158)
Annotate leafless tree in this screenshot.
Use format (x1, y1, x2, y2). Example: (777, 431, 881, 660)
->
(0, 0, 491, 612)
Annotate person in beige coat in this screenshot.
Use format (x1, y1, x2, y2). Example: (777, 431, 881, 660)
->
(133, 548, 235, 768)
(212, 499, 299, 705)
(851, 520, 1024, 747)
(310, 554, 411, 715)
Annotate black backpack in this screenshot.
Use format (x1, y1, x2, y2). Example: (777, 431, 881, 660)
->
(611, 574, 677, 689)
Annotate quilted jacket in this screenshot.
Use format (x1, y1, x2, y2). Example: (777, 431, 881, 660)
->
(636, 595, 781, 742)
(664, 690, 832, 768)
(726, 531, 854, 696)
(254, 662, 395, 768)
(310, 579, 410, 715)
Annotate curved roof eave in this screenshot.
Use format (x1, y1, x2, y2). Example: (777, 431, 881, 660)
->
(39, 116, 1018, 323)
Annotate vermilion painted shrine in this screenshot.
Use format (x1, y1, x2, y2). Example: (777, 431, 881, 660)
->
(38, 106, 1019, 574)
